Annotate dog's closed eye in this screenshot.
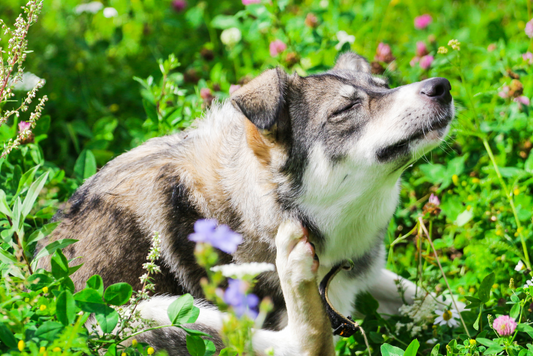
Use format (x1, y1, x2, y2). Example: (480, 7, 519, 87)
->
(331, 100, 361, 118)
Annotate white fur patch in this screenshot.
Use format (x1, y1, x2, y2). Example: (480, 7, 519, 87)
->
(339, 85, 356, 98)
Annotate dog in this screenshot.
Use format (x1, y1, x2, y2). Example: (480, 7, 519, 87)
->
(38, 52, 454, 355)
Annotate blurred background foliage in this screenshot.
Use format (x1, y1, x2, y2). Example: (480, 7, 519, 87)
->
(1, 0, 533, 352)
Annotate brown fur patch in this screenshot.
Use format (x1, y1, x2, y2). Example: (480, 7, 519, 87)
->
(244, 117, 272, 166)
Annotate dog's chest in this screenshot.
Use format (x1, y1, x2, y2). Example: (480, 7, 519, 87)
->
(296, 146, 401, 267)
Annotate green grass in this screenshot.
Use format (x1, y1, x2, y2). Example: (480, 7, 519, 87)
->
(1, 0, 533, 355)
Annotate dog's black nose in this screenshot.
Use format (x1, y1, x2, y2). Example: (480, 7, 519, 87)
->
(420, 77, 452, 104)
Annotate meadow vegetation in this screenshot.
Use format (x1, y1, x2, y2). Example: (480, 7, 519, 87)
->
(1, 0, 533, 355)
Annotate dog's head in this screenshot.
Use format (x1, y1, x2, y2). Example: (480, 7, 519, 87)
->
(231, 51, 454, 185)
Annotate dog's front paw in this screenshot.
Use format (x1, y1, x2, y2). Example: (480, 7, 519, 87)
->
(275, 220, 319, 286)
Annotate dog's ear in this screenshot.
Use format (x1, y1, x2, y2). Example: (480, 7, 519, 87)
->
(333, 52, 371, 73)
(231, 68, 288, 130)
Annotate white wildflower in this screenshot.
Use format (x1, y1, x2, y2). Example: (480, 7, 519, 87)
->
(399, 296, 437, 324)
(12, 72, 44, 91)
(74, 1, 103, 14)
(515, 260, 525, 272)
(434, 309, 460, 328)
(410, 325, 422, 337)
(523, 278, 533, 289)
(220, 27, 241, 47)
(335, 31, 355, 51)
(426, 338, 438, 345)
(211, 262, 275, 279)
(103, 7, 118, 18)
(395, 322, 404, 333)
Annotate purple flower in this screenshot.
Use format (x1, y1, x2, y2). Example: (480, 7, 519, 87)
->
(375, 42, 394, 63)
(200, 88, 212, 100)
(493, 315, 517, 336)
(515, 96, 530, 107)
(242, 0, 261, 4)
(414, 14, 432, 29)
(429, 194, 440, 206)
(419, 55, 434, 70)
(269, 40, 287, 57)
(229, 84, 241, 95)
(525, 19, 533, 38)
(523, 52, 533, 65)
(499, 86, 510, 99)
(171, 0, 187, 12)
(224, 279, 259, 318)
(188, 219, 243, 254)
(18, 121, 31, 132)
(416, 41, 428, 57)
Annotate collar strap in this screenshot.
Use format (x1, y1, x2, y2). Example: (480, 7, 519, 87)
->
(318, 259, 361, 337)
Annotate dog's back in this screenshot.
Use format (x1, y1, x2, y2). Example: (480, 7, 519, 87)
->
(39, 102, 284, 298)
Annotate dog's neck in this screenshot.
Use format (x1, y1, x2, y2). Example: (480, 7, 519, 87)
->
(293, 145, 402, 267)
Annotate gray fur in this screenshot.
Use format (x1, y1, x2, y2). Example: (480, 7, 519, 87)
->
(37, 51, 454, 355)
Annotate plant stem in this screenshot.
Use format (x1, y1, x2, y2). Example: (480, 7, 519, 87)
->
(481, 138, 531, 271)
(418, 217, 471, 338)
(118, 324, 177, 344)
(0, 7, 35, 101)
(6, 215, 33, 274)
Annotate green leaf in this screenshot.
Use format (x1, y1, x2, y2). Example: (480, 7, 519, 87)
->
(51, 249, 69, 279)
(74, 288, 104, 310)
(168, 294, 195, 325)
(211, 15, 240, 29)
(74, 289, 117, 333)
(0, 321, 17, 349)
(35, 321, 64, 341)
(143, 99, 158, 122)
(355, 291, 379, 315)
(525, 152, 533, 174)
(476, 338, 498, 347)
(56, 290, 77, 326)
(381, 343, 405, 356)
(27, 273, 54, 291)
(473, 311, 482, 331)
(0, 249, 17, 264)
(517, 323, 533, 338)
(180, 326, 211, 337)
(484, 346, 505, 355)
(510, 303, 521, 319)
(204, 339, 216, 356)
(33, 239, 78, 261)
(15, 165, 40, 197)
(186, 335, 206, 356)
(26, 222, 60, 246)
(86, 275, 104, 295)
(0, 190, 11, 217)
(430, 344, 440, 356)
(404, 339, 420, 356)
(103, 283, 133, 306)
(74, 149, 97, 180)
(454, 209, 473, 227)
(21, 172, 49, 218)
(104, 344, 117, 356)
(478, 272, 495, 303)
(94, 305, 119, 334)
(464, 296, 481, 309)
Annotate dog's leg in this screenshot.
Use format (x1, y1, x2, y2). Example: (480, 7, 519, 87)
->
(252, 220, 335, 356)
(368, 268, 465, 315)
(136, 220, 334, 356)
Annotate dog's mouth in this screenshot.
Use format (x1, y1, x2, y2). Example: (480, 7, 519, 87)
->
(376, 113, 452, 163)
